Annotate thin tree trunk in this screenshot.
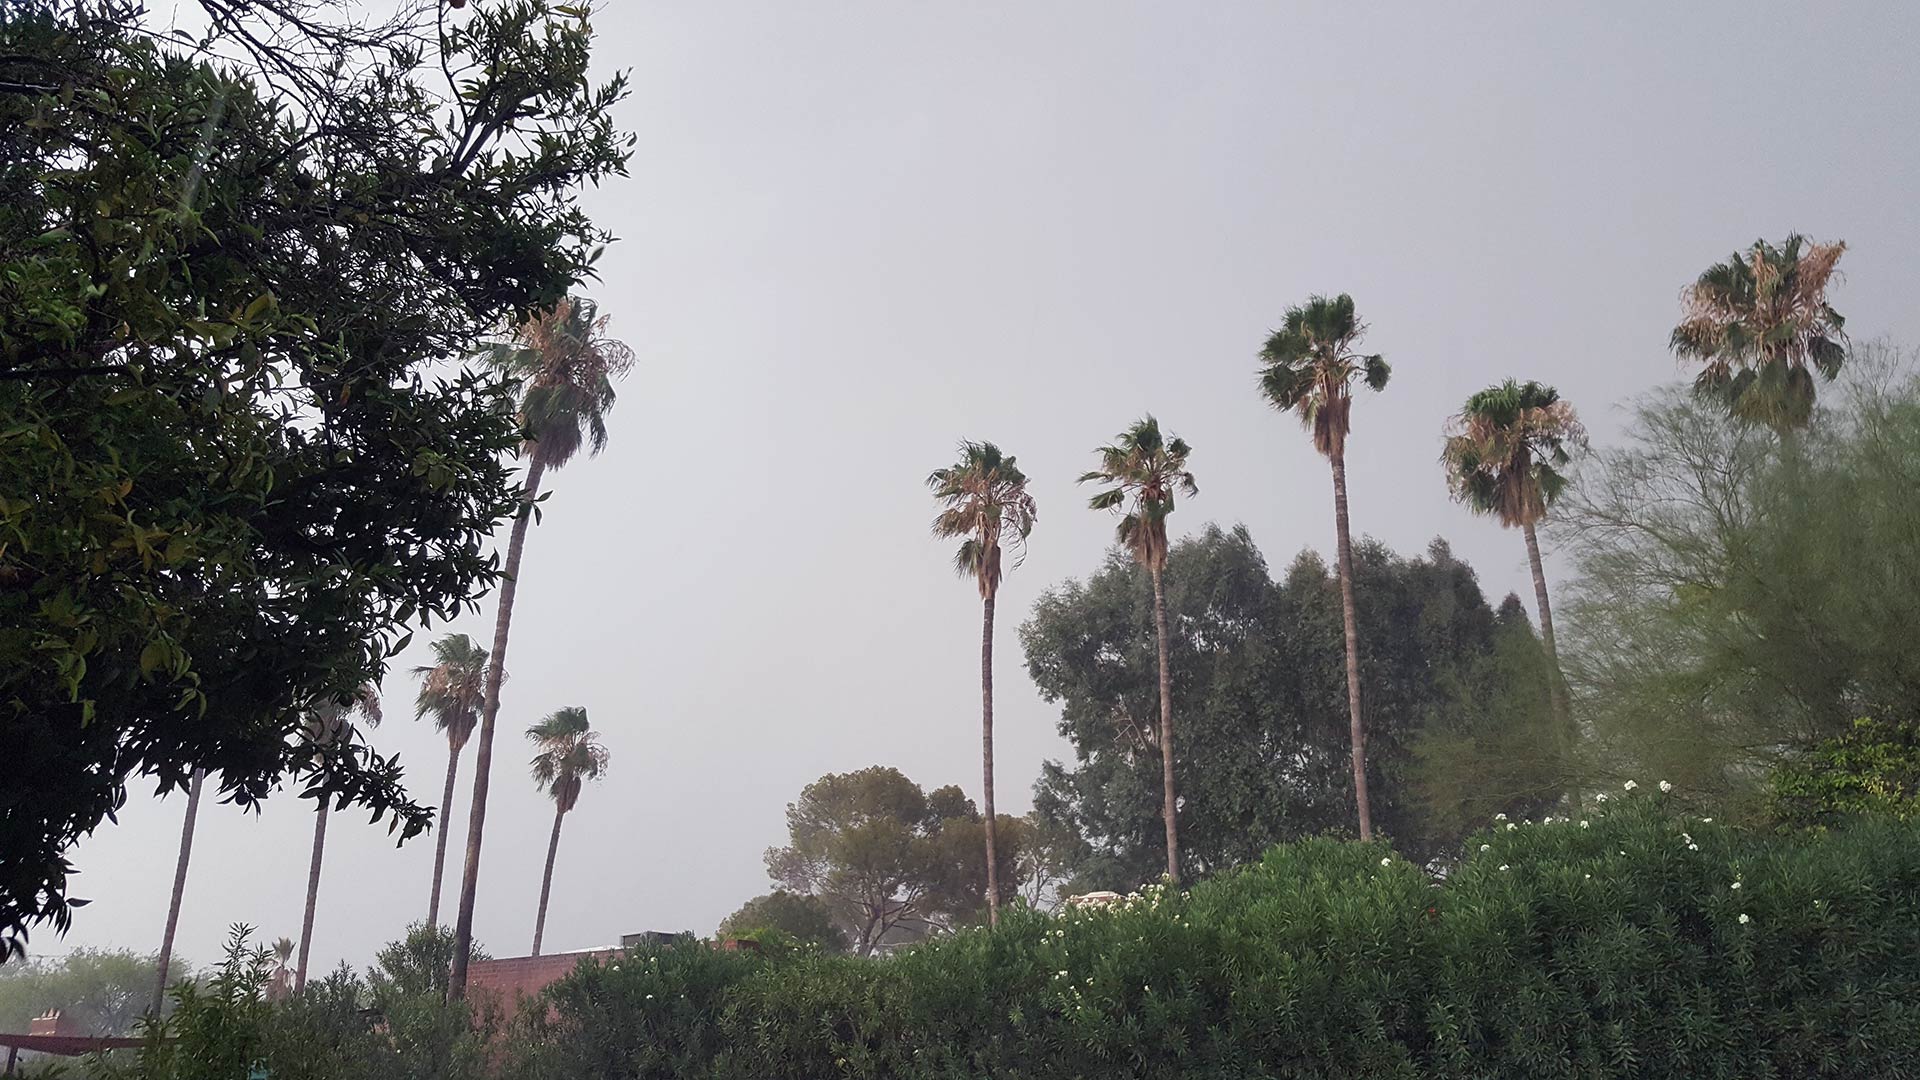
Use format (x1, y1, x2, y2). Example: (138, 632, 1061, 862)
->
(1330, 451, 1373, 841)
(151, 769, 204, 1013)
(450, 458, 546, 999)
(530, 805, 565, 956)
(1149, 564, 1180, 883)
(1523, 521, 1575, 780)
(294, 793, 330, 994)
(427, 742, 461, 927)
(980, 592, 999, 926)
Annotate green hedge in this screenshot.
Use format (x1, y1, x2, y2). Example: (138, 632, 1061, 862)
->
(510, 795, 1920, 1079)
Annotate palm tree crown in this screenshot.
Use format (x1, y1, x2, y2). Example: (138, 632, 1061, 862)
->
(487, 297, 637, 470)
(1258, 293, 1391, 458)
(528, 707, 610, 815)
(1670, 235, 1847, 431)
(1441, 380, 1587, 529)
(412, 634, 489, 752)
(1078, 417, 1197, 571)
(307, 684, 383, 746)
(928, 441, 1038, 599)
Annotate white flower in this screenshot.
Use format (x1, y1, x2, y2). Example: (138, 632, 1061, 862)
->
(1494, 813, 1508, 822)
(1142, 985, 1150, 993)
(1730, 881, 1742, 891)
(1057, 970, 1069, 978)
(1596, 793, 1609, 803)
(1506, 822, 1518, 831)
(1623, 780, 1638, 791)
(1584, 873, 1591, 879)
(1702, 817, 1713, 824)
(1499, 864, 1510, 872)
(1479, 844, 1492, 852)
(1659, 780, 1672, 792)
(1682, 833, 1693, 844)
(1580, 820, 1590, 828)
(1738, 913, 1751, 925)
(1688, 843, 1699, 851)
(1380, 857, 1392, 867)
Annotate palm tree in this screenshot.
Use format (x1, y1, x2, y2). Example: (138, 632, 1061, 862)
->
(1442, 380, 1587, 728)
(267, 937, 295, 1001)
(450, 298, 632, 998)
(1258, 293, 1391, 841)
(1670, 235, 1848, 432)
(1079, 417, 1196, 882)
(412, 633, 489, 927)
(927, 441, 1037, 926)
(151, 768, 205, 1012)
(294, 685, 382, 994)
(526, 707, 609, 956)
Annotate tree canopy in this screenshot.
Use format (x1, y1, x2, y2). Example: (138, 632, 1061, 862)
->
(1023, 525, 1563, 884)
(0, 0, 631, 955)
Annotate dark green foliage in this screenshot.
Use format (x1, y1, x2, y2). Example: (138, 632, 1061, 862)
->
(716, 892, 848, 954)
(508, 798, 1920, 1078)
(1024, 525, 1561, 882)
(0, 0, 631, 956)
(1774, 717, 1920, 826)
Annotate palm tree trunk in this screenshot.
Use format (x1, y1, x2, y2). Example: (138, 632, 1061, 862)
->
(1330, 450, 1373, 841)
(294, 793, 330, 994)
(980, 592, 999, 926)
(151, 769, 204, 1013)
(530, 805, 565, 956)
(450, 458, 546, 999)
(1523, 522, 1574, 761)
(427, 742, 461, 927)
(1149, 564, 1180, 883)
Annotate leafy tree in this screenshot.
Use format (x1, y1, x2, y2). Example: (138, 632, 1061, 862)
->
(927, 441, 1037, 926)
(1671, 235, 1848, 431)
(1773, 717, 1920, 827)
(1026, 525, 1556, 883)
(367, 922, 490, 1009)
(0, 948, 176, 1037)
(717, 891, 849, 953)
(764, 767, 1002, 955)
(451, 298, 633, 996)
(1077, 417, 1197, 882)
(411, 634, 489, 928)
(295, 686, 382, 993)
(526, 706, 609, 956)
(0, 0, 632, 957)
(1258, 294, 1392, 839)
(1551, 353, 1920, 806)
(1441, 379, 1585, 727)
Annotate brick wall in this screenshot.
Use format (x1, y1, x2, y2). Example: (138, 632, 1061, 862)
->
(466, 950, 620, 1019)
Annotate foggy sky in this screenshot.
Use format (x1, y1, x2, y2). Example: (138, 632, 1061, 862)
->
(50, 2, 1920, 974)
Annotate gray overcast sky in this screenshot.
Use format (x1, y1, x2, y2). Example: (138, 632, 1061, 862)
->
(53, 2, 1920, 973)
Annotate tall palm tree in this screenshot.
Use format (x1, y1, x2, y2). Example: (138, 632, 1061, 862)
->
(526, 707, 609, 957)
(927, 441, 1037, 926)
(151, 768, 205, 1012)
(1079, 417, 1196, 882)
(412, 633, 489, 927)
(1671, 235, 1848, 432)
(1441, 380, 1587, 728)
(1258, 293, 1391, 841)
(294, 685, 382, 994)
(450, 298, 632, 998)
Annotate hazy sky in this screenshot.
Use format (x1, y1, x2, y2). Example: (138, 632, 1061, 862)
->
(50, 3, 1920, 974)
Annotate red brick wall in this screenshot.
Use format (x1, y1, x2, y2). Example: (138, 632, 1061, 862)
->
(466, 950, 619, 1019)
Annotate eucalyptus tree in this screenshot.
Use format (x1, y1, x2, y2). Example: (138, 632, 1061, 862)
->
(1671, 235, 1848, 432)
(526, 707, 610, 957)
(1258, 294, 1391, 840)
(1078, 417, 1197, 882)
(412, 634, 489, 927)
(1442, 380, 1586, 725)
(450, 299, 633, 998)
(927, 442, 1037, 925)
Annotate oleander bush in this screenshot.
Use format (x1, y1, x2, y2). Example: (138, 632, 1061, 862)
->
(508, 790, 1920, 1080)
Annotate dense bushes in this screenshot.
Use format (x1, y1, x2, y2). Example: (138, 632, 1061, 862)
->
(514, 793, 1920, 1079)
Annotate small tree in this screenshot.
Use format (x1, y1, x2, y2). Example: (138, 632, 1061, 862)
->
(526, 707, 610, 957)
(717, 892, 849, 953)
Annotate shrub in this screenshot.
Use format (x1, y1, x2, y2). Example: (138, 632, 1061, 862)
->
(510, 793, 1920, 1079)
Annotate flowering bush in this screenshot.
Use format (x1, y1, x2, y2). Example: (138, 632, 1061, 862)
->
(512, 797, 1920, 1078)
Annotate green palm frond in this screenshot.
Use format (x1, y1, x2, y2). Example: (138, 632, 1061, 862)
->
(1257, 293, 1387, 457)
(482, 297, 635, 470)
(1079, 416, 1195, 572)
(1670, 235, 1847, 432)
(411, 633, 489, 748)
(927, 440, 1038, 598)
(1441, 379, 1586, 529)
(528, 706, 610, 814)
